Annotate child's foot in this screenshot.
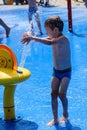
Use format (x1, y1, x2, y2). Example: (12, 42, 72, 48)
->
(59, 116, 67, 124)
(6, 27, 10, 37)
(47, 119, 59, 127)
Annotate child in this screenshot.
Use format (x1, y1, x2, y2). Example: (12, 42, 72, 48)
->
(21, 16, 71, 126)
(0, 18, 10, 37)
(27, 0, 43, 35)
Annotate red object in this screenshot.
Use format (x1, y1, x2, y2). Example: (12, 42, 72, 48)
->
(67, 0, 73, 32)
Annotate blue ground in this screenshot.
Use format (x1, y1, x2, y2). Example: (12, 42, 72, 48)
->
(0, 5, 87, 130)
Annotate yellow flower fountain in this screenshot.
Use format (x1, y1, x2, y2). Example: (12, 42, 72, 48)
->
(0, 44, 31, 120)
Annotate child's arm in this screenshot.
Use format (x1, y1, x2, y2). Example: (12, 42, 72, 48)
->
(21, 33, 64, 45)
(30, 35, 54, 45)
(21, 33, 54, 45)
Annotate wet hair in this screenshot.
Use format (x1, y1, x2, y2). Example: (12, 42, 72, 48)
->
(44, 16, 64, 32)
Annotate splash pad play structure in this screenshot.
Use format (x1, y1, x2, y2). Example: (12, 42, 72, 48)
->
(0, 44, 31, 127)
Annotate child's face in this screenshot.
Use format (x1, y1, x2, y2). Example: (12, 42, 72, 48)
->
(45, 26, 60, 38)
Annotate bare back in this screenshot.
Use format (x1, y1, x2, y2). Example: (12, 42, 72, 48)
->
(52, 36, 71, 70)
(28, 0, 36, 7)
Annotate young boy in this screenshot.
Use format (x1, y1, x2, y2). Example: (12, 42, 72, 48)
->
(0, 18, 10, 37)
(27, 0, 43, 35)
(21, 16, 71, 126)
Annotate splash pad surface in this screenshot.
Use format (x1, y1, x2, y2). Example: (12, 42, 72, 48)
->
(0, 5, 87, 130)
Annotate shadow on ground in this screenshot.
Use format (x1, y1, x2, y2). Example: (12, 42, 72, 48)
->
(54, 120, 82, 130)
(0, 119, 38, 130)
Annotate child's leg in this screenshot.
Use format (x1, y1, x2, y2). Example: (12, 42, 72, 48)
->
(47, 76, 60, 126)
(40, 0, 44, 4)
(28, 11, 34, 35)
(29, 20, 35, 35)
(45, 0, 49, 6)
(0, 18, 10, 37)
(59, 77, 70, 123)
(46, 0, 49, 2)
(34, 11, 43, 35)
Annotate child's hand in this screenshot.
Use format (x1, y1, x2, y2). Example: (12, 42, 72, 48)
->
(21, 33, 32, 44)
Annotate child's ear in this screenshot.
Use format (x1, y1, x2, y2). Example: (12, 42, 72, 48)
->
(54, 27, 59, 33)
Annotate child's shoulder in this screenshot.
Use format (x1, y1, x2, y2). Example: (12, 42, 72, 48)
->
(57, 35, 67, 41)
(57, 35, 69, 44)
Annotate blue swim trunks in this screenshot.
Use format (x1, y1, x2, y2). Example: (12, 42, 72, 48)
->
(53, 67, 71, 80)
(28, 7, 38, 20)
